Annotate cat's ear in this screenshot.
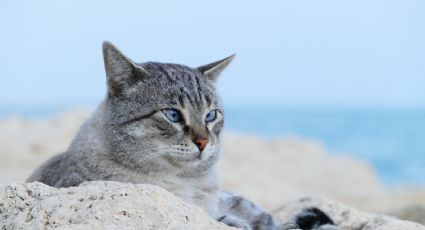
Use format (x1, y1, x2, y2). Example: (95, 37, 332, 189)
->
(197, 54, 235, 82)
(102, 41, 149, 96)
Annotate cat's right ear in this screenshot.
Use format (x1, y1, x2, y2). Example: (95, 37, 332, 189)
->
(102, 41, 149, 96)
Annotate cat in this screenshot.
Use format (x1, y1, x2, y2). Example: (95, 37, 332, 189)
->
(27, 41, 337, 230)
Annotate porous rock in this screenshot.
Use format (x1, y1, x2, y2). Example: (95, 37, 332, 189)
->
(1, 181, 424, 230)
(0, 181, 233, 230)
(274, 197, 425, 230)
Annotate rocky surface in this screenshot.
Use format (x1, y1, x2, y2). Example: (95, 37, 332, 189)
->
(274, 197, 425, 230)
(1, 181, 424, 230)
(0, 181, 232, 230)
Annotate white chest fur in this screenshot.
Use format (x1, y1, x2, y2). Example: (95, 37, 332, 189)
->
(129, 170, 220, 217)
(100, 161, 221, 217)
(157, 173, 220, 217)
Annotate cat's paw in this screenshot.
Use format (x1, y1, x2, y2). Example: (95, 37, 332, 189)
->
(218, 215, 251, 230)
(295, 207, 337, 230)
(54, 172, 85, 188)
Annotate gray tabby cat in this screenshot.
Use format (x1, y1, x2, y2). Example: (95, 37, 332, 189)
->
(27, 42, 337, 230)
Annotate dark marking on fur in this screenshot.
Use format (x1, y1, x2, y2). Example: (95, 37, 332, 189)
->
(183, 125, 190, 134)
(253, 213, 274, 230)
(205, 95, 212, 107)
(295, 207, 335, 229)
(230, 196, 244, 209)
(158, 64, 176, 83)
(217, 216, 227, 222)
(194, 77, 204, 109)
(119, 110, 157, 126)
(178, 95, 185, 108)
(213, 119, 224, 136)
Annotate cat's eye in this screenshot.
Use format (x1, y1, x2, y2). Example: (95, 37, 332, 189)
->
(162, 109, 182, 122)
(205, 110, 217, 123)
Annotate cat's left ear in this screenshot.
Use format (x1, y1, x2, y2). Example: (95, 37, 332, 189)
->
(197, 54, 235, 82)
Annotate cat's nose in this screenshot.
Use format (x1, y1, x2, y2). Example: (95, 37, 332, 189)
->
(194, 138, 209, 152)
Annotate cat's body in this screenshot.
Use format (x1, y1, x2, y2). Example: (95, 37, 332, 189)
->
(28, 42, 337, 230)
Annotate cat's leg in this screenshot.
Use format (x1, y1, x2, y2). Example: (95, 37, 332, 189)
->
(217, 191, 277, 230)
(54, 172, 86, 188)
(217, 215, 250, 230)
(218, 191, 339, 230)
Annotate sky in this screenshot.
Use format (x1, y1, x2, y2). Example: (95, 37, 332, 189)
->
(0, 0, 424, 111)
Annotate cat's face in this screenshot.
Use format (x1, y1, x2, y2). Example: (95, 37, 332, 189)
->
(101, 42, 234, 175)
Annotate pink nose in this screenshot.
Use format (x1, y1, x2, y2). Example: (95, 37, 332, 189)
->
(194, 138, 209, 152)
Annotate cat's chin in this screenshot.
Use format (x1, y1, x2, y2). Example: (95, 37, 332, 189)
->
(162, 153, 206, 168)
(166, 154, 201, 163)
(167, 152, 218, 170)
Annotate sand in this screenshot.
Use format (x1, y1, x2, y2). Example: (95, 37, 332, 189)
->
(0, 109, 424, 222)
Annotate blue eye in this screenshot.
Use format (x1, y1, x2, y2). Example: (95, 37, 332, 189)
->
(162, 109, 182, 122)
(205, 110, 217, 123)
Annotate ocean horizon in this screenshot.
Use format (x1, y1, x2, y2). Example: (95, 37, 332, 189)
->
(1, 105, 424, 187)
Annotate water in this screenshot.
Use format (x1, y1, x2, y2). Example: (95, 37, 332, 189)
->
(1, 106, 424, 186)
(225, 107, 425, 186)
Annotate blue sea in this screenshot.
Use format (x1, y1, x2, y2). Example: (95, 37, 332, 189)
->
(1, 106, 424, 186)
(224, 107, 425, 186)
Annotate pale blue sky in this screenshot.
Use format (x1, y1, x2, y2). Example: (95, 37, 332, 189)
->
(1, 0, 424, 110)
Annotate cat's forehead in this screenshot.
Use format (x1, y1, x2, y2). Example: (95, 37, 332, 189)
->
(138, 62, 214, 93)
(140, 62, 202, 80)
(123, 62, 220, 111)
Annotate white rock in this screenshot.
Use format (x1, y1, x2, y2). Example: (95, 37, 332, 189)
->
(1, 181, 424, 229)
(274, 197, 425, 230)
(0, 181, 233, 230)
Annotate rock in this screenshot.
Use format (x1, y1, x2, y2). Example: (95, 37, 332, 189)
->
(0, 181, 233, 230)
(1, 181, 423, 229)
(274, 197, 425, 230)
(389, 205, 425, 226)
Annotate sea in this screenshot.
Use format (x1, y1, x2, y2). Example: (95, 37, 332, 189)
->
(224, 107, 425, 187)
(1, 106, 424, 187)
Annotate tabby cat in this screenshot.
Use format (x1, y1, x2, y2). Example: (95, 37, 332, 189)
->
(28, 42, 337, 230)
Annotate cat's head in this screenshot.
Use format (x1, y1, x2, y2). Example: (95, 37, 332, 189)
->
(101, 41, 234, 175)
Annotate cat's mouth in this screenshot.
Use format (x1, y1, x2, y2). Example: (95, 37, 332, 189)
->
(163, 151, 203, 164)
(177, 151, 202, 162)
